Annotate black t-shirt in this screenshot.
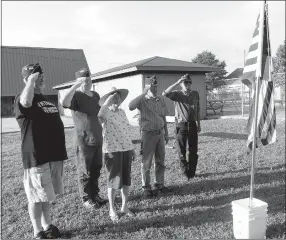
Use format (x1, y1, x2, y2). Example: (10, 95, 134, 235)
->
(66, 91, 103, 146)
(15, 93, 68, 169)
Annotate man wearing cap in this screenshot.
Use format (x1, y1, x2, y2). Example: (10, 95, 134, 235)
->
(15, 63, 68, 239)
(129, 75, 169, 198)
(60, 68, 107, 209)
(162, 74, 201, 180)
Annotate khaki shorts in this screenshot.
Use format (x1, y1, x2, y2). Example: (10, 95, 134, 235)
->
(23, 161, 64, 203)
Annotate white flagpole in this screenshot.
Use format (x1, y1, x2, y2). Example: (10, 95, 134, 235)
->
(249, 1, 266, 208)
(241, 50, 246, 117)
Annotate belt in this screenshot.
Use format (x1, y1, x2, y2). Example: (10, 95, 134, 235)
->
(142, 128, 163, 135)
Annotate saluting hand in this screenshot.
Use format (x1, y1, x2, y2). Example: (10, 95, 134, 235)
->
(73, 77, 87, 88)
(176, 74, 189, 85)
(143, 85, 151, 95)
(25, 72, 40, 84)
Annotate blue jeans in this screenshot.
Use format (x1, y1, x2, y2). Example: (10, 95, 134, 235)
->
(141, 129, 165, 189)
(76, 144, 103, 202)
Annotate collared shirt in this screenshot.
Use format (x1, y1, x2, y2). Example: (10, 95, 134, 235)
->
(101, 108, 134, 153)
(164, 90, 200, 123)
(136, 94, 169, 131)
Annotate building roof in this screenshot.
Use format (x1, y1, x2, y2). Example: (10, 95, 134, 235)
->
(225, 68, 243, 79)
(54, 56, 221, 89)
(1, 46, 89, 96)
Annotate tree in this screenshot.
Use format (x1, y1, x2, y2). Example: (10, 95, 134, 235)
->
(272, 40, 285, 87)
(191, 51, 228, 91)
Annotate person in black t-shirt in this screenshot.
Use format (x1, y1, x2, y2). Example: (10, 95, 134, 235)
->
(163, 74, 201, 180)
(14, 63, 68, 239)
(60, 68, 107, 210)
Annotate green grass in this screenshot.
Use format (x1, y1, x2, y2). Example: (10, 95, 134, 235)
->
(1, 119, 285, 239)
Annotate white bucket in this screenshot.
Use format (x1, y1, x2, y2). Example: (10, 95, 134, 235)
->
(231, 198, 268, 239)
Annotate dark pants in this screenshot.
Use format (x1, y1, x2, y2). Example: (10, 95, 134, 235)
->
(76, 144, 103, 202)
(176, 121, 198, 178)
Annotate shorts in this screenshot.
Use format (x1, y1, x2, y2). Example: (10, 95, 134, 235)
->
(104, 150, 132, 189)
(23, 161, 64, 203)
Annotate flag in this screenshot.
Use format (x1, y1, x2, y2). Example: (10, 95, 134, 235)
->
(241, 1, 277, 153)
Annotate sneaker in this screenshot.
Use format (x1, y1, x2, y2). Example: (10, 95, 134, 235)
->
(93, 195, 108, 205)
(154, 185, 169, 194)
(83, 199, 100, 209)
(34, 231, 47, 239)
(142, 189, 153, 198)
(44, 224, 61, 239)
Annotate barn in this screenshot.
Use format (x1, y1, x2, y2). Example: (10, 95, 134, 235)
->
(53, 56, 220, 124)
(1, 46, 89, 116)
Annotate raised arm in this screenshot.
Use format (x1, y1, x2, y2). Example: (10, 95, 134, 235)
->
(162, 75, 186, 96)
(128, 85, 150, 111)
(59, 77, 86, 108)
(98, 94, 116, 121)
(20, 72, 40, 108)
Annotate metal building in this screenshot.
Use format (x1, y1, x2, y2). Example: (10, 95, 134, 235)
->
(54, 56, 220, 124)
(1, 46, 89, 116)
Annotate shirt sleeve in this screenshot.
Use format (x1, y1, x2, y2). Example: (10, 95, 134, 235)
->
(14, 94, 34, 118)
(68, 91, 80, 111)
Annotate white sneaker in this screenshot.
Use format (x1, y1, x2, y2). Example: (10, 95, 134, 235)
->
(83, 199, 99, 209)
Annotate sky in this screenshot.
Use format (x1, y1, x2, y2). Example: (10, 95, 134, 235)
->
(2, 1, 285, 76)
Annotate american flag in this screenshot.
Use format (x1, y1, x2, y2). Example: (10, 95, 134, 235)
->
(241, 1, 277, 153)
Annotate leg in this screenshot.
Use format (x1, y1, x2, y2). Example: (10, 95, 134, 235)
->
(188, 121, 198, 178)
(107, 187, 118, 221)
(141, 131, 157, 190)
(75, 146, 94, 203)
(154, 132, 165, 187)
(41, 202, 51, 230)
(176, 125, 189, 177)
(28, 202, 43, 237)
(90, 144, 107, 204)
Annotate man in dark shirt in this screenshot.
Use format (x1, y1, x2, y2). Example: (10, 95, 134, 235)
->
(60, 68, 107, 209)
(163, 74, 201, 180)
(15, 63, 68, 239)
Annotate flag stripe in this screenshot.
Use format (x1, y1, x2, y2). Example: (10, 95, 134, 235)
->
(245, 57, 257, 66)
(249, 42, 259, 52)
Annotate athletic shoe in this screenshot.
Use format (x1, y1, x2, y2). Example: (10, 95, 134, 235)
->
(44, 224, 61, 239)
(34, 231, 47, 239)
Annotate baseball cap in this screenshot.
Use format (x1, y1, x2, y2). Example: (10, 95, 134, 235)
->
(75, 68, 91, 78)
(182, 74, 192, 83)
(145, 75, 158, 86)
(21, 63, 43, 78)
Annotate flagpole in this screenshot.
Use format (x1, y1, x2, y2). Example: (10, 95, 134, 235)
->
(249, 1, 266, 208)
(242, 50, 246, 117)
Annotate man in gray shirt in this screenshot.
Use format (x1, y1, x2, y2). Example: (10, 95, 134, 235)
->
(129, 76, 169, 198)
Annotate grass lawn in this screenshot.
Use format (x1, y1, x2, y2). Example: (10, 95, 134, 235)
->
(1, 119, 285, 239)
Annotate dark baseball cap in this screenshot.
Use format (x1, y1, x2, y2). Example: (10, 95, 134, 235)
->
(75, 68, 91, 78)
(182, 74, 192, 83)
(145, 75, 158, 86)
(21, 63, 43, 78)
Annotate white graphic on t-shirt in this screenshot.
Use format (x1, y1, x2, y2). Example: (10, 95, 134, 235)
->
(37, 101, 59, 113)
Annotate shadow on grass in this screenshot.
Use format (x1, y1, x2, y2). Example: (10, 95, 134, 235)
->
(59, 171, 285, 238)
(266, 221, 286, 239)
(200, 132, 248, 140)
(198, 164, 285, 178)
(67, 184, 284, 237)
